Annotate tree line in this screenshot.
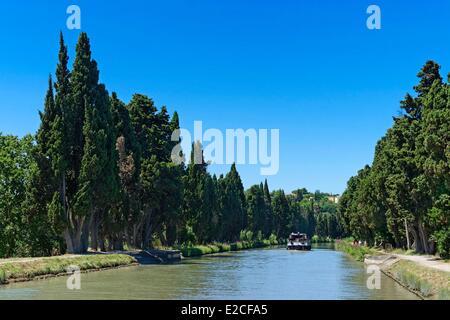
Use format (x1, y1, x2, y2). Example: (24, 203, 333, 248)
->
(339, 61, 450, 258)
(0, 32, 340, 257)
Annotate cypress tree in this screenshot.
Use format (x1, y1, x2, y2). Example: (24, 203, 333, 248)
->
(166, 111, 183, 245)
(26, 76, 63, 255)
(34, 34, 72, 253)
(52, 33, 71, 239)
(111, 92, 141, 248)
(222, 164, 247, 241)
(192, 172, 217, 243)
(37, 76, 56, 153)
(128, 94, 157, 159)
(127, 94, 159, 248)
(181, 142, 207, 243)
(246, 185, 266, 234)
(263, 179, 273, 236)
(272, 190, 290, 238)
(79, 80, 120, 251)
(59, 32, 120, 253)
(56, 32, 92, 253)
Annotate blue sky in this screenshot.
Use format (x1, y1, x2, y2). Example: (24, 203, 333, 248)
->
(1, 0, 450, 194)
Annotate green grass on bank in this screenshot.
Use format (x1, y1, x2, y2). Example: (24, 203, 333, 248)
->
(0, 254, 136, 284)
(438, 288, 450, 300)
(335, 238, 450, 300)
(178, 238, 280, 257)
(395, 268, 433, 297)
(391, 261, 450, 300)
(388, 260, 450, 300)
(334, 239, 377, 262)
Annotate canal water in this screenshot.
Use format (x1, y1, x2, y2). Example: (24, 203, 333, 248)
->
(0, 245, 418, 300)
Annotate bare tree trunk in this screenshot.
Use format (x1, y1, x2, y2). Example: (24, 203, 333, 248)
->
(72, 219, 84, 254)
(99, 236, 106, 252)
(142, 209, 153, 249)
(404, 218, 410, 250)
(418, 219, 430, 254)
(113, 232, 124, 251)
(80, 216, 90, 253)
(64, 229, 74, 253)
(63, 213, 87, 254)
(107, 235, 113, 251)
(410, 223, 423, 253)
(60, 174, 67, 219)
(90, 213, 98, 251)
(133, 216, 144, 249)
(60, 175, 73, 254)
(125, 229, 132, 249)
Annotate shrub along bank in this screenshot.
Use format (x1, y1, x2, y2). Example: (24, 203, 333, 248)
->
(178, 238, 281, 257)
(334, 239, 377, 262)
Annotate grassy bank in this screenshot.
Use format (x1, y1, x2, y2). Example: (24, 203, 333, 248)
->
(178, 239, 280, 257)
(386, 260, 450, 300)
(0, 254, 137, 284)
(335, 239, 450, 300)
(335, 239, 377, 262)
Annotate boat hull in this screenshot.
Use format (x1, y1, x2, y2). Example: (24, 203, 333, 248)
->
(287, 244, 311, 251)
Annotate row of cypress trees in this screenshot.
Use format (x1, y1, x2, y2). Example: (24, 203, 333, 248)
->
(35, 32, 199, 253)
(339, 61, 450, 258)
(0, 32, 341, 257)
(26, 32, 275, 254)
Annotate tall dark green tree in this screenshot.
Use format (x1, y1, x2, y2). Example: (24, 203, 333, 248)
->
(127, 94, 158, 248)
(271, 190, 290, 238)
(182, 142, 208, 243)
(127, 94, 183, 248)
(79, 78, 120, 251)
(263, 179, 273, 236)
(417, 70, 450, 257)
(165, 111, 184, 245)
(30, 76, 65, 254)
(221, 164, 247, 241)
(51, 32, 120, 253)
(33, 33, 72, 253)
(340, 61, 450, 256)
(246, 185, 266, 234)
(111, 92, 141, 249)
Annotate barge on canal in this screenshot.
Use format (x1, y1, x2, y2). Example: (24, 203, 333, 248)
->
(287, 232, 311, 251)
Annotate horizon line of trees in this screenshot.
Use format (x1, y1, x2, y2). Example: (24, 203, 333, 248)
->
(339, 61, 450, 258)
(0, 32, 341, 258)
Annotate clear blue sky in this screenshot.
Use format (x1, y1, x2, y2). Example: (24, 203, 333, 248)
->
(1, 0, 450, 194)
